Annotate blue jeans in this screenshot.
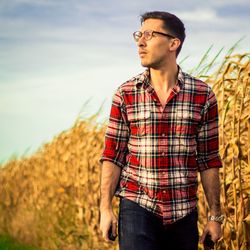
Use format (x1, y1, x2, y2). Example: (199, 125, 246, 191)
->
(118, 198, 199, 250)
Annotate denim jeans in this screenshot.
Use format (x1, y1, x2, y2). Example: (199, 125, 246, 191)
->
(118, 198, 199, 250)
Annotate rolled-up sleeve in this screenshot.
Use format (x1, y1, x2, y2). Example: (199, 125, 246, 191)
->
(196, 88, 223, 172)
(100, 88, 129, 168)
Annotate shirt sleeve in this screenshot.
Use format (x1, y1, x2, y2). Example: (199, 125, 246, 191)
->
(99, 88, 129, 168)
(196, 88, 223, 172)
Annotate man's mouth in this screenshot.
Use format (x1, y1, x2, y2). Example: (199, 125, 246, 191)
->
(139, 51, 147, 56)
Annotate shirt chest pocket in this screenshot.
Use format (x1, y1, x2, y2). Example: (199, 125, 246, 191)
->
(127, 108, 151, 137)
(174, 108, 201, 135)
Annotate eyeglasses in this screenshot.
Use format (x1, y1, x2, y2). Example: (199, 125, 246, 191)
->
(133, 30, 175, 42)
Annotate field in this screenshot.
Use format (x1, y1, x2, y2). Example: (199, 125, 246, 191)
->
(0, 53, 249, 250)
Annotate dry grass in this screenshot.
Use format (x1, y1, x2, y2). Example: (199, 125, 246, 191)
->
(197, 53, 250, 250)
(0, 53, 249, 250)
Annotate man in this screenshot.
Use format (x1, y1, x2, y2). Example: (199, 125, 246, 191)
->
(99, 11, 224, 250)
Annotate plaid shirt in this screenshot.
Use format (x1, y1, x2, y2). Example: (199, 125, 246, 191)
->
(100, 67, 222, 225)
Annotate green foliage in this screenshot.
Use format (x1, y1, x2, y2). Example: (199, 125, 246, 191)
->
(0, 235, 41, 250)
(185, 37, 246, 79)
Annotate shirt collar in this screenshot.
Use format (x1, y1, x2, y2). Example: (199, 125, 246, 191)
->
(135, 65, 185, 90)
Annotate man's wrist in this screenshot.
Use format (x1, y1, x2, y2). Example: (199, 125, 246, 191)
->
(100, 203, 112, 212)
(209, 207, 222, 216)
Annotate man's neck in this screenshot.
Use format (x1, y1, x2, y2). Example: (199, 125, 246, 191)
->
(149, 63, 179, 92)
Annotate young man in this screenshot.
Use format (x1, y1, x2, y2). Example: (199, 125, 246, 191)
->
(99, 11, 224, 250)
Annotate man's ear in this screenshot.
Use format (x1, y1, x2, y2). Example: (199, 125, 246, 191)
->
(169, 38, 181, 53)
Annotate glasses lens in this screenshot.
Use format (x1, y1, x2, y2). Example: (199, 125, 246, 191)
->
(144, 30, 152, 40)
(133, 31, 141, 42)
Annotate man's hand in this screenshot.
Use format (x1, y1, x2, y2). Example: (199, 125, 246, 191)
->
(99, 161, 121, 242)
(100, 208, 118, 242)
(200, 168, 222, 245)
(200, 221, 222, 244)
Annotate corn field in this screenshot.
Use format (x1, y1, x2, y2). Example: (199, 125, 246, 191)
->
(0, 53, 249, 250)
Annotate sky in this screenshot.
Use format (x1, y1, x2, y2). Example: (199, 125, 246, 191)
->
(0, 0, 249, 164)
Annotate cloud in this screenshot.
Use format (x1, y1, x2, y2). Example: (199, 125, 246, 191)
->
(0, 0, 54, 7)
(217, 4, 250, 17)
(176, 8, 217, 22)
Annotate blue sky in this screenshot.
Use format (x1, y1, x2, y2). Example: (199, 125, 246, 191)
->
(0, 0, 249, 164)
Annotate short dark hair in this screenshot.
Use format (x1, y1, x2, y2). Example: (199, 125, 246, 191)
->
(140, 11, 186, 56)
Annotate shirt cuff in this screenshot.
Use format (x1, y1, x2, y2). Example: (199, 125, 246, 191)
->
(197, 154, 223, 172)
(99, 150, 126, 168)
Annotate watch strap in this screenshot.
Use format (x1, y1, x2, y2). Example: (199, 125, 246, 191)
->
(208, 214, 224, 224)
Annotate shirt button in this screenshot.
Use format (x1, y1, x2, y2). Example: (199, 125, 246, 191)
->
(162, 190, 167, 194)
(162, 133, 166, 136)
(161, 152, 165, 156)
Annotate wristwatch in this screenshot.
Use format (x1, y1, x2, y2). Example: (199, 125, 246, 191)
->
(208, 214, 225, 224)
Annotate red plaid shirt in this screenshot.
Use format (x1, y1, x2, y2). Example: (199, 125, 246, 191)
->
(100, 67, 222, 225)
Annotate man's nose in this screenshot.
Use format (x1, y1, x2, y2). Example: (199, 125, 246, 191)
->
(137, 36, 146, 47)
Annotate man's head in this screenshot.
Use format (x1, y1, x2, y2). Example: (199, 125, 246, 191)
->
(140, 11, 185, 57)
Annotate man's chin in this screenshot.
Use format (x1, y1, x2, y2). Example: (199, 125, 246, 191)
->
(141, 61, 150, 68)
(141, 61, 161, 69)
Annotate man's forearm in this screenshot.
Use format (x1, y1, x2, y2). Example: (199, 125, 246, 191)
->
(100, 161, 121, 211)
(200, 168, 221, 215)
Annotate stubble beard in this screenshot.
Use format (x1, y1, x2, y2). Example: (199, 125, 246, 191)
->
(141, 58, 163, 70)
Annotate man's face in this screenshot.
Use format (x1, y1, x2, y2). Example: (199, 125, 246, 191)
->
(137, 18, 173, 69)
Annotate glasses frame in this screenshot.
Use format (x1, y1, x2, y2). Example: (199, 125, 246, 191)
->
(133, 30, 176, 42)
